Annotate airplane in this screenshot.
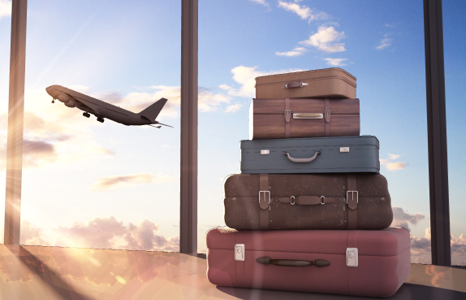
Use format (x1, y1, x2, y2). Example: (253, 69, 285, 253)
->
(45, 85, 172, 128)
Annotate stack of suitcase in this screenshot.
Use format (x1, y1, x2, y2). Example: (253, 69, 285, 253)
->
(207, 68, 411, 298)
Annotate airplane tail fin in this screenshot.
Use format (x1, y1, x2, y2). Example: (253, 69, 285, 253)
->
(138, 98, 167, 122)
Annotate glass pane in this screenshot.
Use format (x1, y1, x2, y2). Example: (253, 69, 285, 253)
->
(444, 0, 466, 267)
(198, 0, 430, 264)
(20, 0, 180, 251)
(0, 0, 12, 244)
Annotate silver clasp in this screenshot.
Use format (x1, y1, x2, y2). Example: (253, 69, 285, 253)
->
(325, 109, 331, 123)
(290, 195, 296, 205)
(320, 195, 326, 205)
(284, 109, 291, 122)
(346, 190, 358, 210)
(259, 191, 271, 209)
(346, 191, 358, 204)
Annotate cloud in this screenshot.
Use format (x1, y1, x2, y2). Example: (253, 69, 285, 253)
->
(276, 47, 306, 57)
(198, 89, 231, 112)
(2, 88, 116, 169)
(376, 37, 393, 50)
(299, 25, 346, 53)
(379, 154, 408, 171)
(0, 138, 58, 169)
(391, 207, 425, 232)
(22, 139, 58, 167)
(386, 162, 408, 170)
(407, 226, 466, 266)
(225, 104, 242, 113)
(0, 0, 11, 19)
(324, 58, 348, 66)
(90, 173, 166, 191)
(277, 1, 328, 22)
(388, 154, 400, 160)
(20, 217, 179, 253)
(52, 217, 179, 251)
(249, 0, 268, 6)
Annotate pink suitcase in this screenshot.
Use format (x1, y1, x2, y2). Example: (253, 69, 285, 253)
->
(207, 227, 410, 298)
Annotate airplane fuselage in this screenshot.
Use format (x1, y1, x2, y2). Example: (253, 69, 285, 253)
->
(46, 85, 152, 126)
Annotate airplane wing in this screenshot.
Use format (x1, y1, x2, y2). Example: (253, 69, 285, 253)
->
(60, 91, 100, 116)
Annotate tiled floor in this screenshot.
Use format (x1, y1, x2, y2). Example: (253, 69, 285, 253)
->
(0, 245, 465, 300)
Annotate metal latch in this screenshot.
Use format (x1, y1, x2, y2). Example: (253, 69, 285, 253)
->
(284, 109, 291, 122)
(346, 247, 358, 267)
(259, 191, 271, 210)
(235, 244, 245, 261)
(261, 149, 270, 155)
(346, 190, 358, 210)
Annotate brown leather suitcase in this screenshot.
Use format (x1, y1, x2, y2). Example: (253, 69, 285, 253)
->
(255, 68, 356, 99)
(250, 98, 360, 139)
(224, 173, 392, 230)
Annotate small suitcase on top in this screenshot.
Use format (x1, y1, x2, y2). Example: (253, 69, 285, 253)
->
(241, 136, 380, 174)
(255, 68, 356, 99)
(249, 97, 360, 140)
(206, 227, 411, 298)
(224, 173, 392, 230)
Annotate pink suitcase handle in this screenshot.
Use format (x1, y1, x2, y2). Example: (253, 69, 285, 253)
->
(256, 256, 330, 267)
(283, 81, 309, 89)
(284, 151, 320, 163)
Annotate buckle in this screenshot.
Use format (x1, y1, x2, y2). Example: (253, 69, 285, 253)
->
(346, 190, 358, 210)
(284, 109, 291, 122)
(259, 191, 271, 210)
(325, 109, 331, 122)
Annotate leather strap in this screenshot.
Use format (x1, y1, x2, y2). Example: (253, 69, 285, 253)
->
(259, 174, 269, 229)
(324, 99, 331, 136)
(278, 196, 335, 205)
(347, 174, 358, 229)
(285, 98, 291, 138)
(234, 235, 245, 287)
(346, 231, 359, 294)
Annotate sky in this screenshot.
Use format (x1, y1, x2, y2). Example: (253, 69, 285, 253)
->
(0, 0, 465, 266)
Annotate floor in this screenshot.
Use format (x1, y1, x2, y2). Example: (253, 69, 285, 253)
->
(0, 245, 465, 300)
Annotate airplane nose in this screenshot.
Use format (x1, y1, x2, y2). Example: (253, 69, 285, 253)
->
(46, 86, 53, 96)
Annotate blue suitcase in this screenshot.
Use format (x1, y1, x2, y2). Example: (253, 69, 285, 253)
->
(240, 136, 379, 174)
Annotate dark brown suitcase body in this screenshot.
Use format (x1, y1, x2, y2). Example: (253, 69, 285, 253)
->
(250, 98, 360, 139)
(224, 173, 392, 230)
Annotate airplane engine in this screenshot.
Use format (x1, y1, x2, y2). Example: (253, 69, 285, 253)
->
(65, 99, 77, 107)
(57, 93, 72, 103)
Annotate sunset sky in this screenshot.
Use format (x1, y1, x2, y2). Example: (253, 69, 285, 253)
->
(0, 0, 465, 265)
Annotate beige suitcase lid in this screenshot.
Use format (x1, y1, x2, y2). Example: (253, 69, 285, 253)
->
(255, 67, 356, 87)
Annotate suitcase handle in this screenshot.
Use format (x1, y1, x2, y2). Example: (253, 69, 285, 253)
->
(284, 151, 320, 163)
(283, 81, 309, 89)
(256, 256, 330, 267)
(293, 113, 323, 119)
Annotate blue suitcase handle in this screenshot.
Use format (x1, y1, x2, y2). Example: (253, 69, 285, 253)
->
(284, 151, 320, 163)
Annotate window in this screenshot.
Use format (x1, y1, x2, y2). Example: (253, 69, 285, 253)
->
(18, 0, 181, 252)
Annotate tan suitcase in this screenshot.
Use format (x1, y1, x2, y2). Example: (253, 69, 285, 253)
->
(255, 68, 356, 99)
(249, 97, 360, 139)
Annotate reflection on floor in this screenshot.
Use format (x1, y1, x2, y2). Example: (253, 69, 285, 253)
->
(0, 245, 465, 300)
